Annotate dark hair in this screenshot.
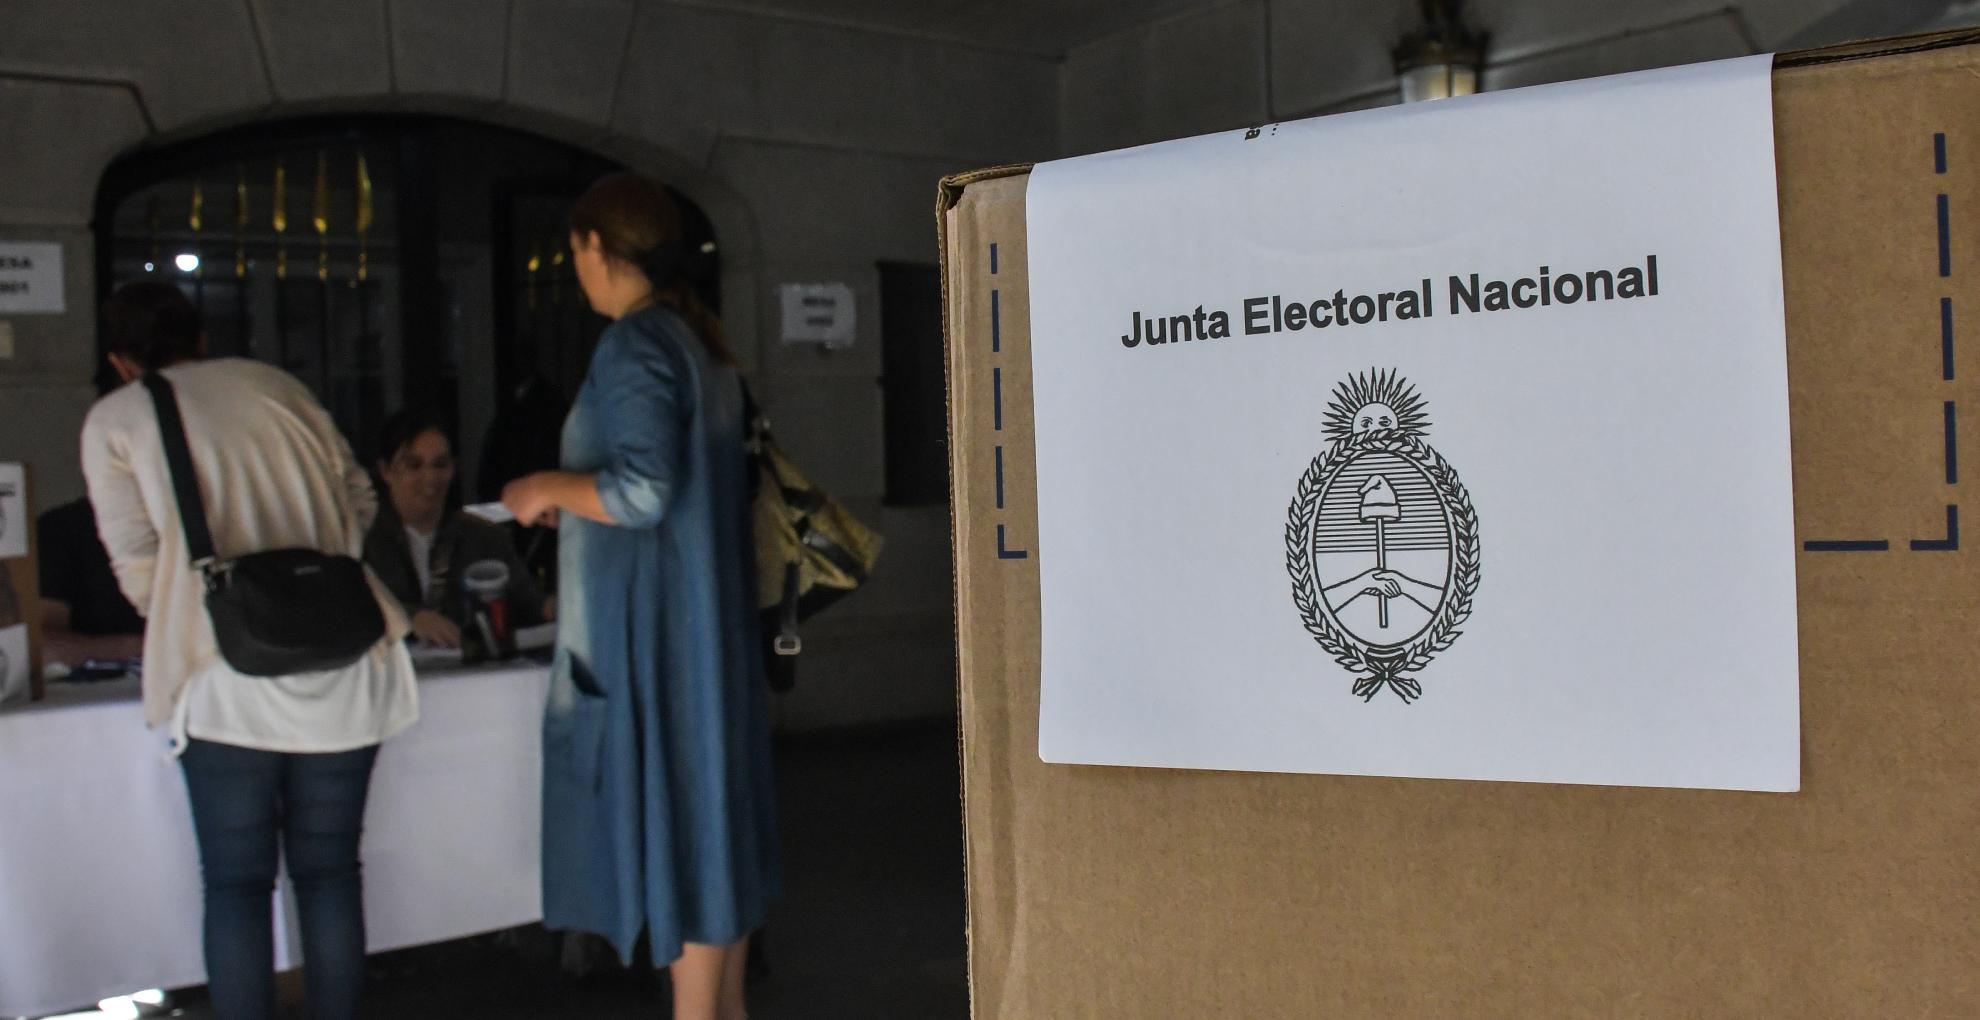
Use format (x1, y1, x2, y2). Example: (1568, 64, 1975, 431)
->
(101, 280, 201, 372)
(374, 406, 453, 469)
(568, 173, 733, 364)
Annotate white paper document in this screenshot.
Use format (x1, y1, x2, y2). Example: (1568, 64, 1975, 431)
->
(0, 242, 64, 315)
(0, 624, 29, 707)
(0, 463, 25, 560)
(462, 502, 516, 525)
(1025, 55, 1798, 791)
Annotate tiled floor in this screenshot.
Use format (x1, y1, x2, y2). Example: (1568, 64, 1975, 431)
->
(87, 722, 967, 1020)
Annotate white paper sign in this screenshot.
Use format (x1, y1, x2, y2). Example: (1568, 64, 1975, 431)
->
(778, 282, 856, 346)
(0, 242, 64, 314)
(1026, 55, 1798, 792)
(0, 625, 27, 707)
(0, 464, 26, 560)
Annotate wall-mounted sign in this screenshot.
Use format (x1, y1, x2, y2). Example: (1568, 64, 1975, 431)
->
(0, 464, 24, 560)
(0, 623, 26, 707)
(0, 242, 64, 315)
(0, 474, 23, 706)
(778, 282, 856, 347)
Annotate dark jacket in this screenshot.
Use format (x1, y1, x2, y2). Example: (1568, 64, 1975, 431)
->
(36, 498, 143, 636)
(363, 506, 547, 628)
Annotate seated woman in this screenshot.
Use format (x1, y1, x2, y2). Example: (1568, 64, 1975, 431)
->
(364, 408, 551, 650)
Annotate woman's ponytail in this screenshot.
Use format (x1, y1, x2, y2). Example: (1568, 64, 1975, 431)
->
(570, 173, 733, 364)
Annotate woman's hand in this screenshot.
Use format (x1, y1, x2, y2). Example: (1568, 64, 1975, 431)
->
(502, 471, 615, 526)
(410, 609, 462, 649)
(502, 472, 565, 528)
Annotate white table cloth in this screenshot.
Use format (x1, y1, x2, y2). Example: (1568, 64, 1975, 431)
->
(0, 664, 549, 1018)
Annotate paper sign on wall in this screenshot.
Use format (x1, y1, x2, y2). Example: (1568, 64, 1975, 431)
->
(0, 464, 25, 560)
(0, 530, 24, 706)
(0, 625, 25, 707)
(0, 242, 64, 315)
(779, 282, 856, 347)
(1025, 55, 1798, 792)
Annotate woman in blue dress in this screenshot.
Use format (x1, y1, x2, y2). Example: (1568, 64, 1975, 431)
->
(502, 174, 777, 1020)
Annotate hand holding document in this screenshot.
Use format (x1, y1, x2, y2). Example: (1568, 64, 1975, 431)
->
(462, 502, 515, 524)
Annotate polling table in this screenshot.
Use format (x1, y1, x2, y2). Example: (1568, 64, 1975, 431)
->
(0, 662, 549, 1018)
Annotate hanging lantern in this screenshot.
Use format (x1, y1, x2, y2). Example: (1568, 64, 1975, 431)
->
(1394, 0, 1487, 103)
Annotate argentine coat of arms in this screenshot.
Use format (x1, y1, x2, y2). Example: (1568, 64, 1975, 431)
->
(1285, 369, 1481, 703)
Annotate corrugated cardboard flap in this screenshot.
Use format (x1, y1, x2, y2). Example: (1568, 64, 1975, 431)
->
(941, 30, 1980, 1019)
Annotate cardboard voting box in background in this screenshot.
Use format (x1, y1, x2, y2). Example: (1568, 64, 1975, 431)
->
(0, 463, 42, 705)
(942, 32, 1980, 1019)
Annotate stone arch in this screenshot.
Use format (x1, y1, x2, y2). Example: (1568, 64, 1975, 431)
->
(91, 93, 764, 369)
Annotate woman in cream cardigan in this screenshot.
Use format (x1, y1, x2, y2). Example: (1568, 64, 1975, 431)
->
(81, 280, 416, 1020)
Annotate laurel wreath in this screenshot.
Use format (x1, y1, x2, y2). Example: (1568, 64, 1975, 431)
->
(1285, 430, 1481, 703)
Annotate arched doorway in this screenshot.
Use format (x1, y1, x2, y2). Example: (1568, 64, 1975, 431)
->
(92, 114, 721, 501)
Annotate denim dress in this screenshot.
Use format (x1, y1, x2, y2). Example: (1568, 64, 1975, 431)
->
(540, 305, 779, 964)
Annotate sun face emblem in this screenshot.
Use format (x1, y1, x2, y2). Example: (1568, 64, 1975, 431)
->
(1286, 369, 1480, 702)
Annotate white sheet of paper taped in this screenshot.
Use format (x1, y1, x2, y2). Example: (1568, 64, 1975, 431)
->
(1025, 55, 1797, 792)
(0, 464, 26, 560)
(0, 624, 29, 706)
(0, 242, 64, 315)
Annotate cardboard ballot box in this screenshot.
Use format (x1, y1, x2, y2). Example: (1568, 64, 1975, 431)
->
(941, 32, 1980, 1019)
(0, 464, 42, 705)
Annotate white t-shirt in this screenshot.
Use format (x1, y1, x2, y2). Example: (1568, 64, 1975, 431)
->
(173, 640, 419, 755)
(405, 525, 437, 602)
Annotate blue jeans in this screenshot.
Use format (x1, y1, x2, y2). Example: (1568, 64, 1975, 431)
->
(179, 739, 380, 1020)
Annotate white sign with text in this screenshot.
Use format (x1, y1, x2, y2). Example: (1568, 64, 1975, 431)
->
(0, 625, 26, 707)
(0, 242, 64, 314)
(1025, 56, 1798, 792)
(0, 463, 25, 561)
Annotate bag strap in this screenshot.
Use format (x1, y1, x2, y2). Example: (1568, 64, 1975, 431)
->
(740, 377, 763, 433)
(140, 373, 219, 566)
(774, 561, 802, 656)
(740, 378, 767, 500)
(738, 380, 815, 505)
(743, 378, 803, 656)
(738, 377, 870, 588)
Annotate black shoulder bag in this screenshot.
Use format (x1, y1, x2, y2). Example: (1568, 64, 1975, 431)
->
(143, 373, 386, 677)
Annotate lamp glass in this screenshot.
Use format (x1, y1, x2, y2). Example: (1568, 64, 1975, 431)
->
(1400, 63, 1478, 103)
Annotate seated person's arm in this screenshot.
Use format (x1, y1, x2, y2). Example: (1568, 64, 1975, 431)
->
(37, 497, 144, 670)
(409, 605, 462, 649)
(362, 520, 461, 649)
(39, 598, 141, 669)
